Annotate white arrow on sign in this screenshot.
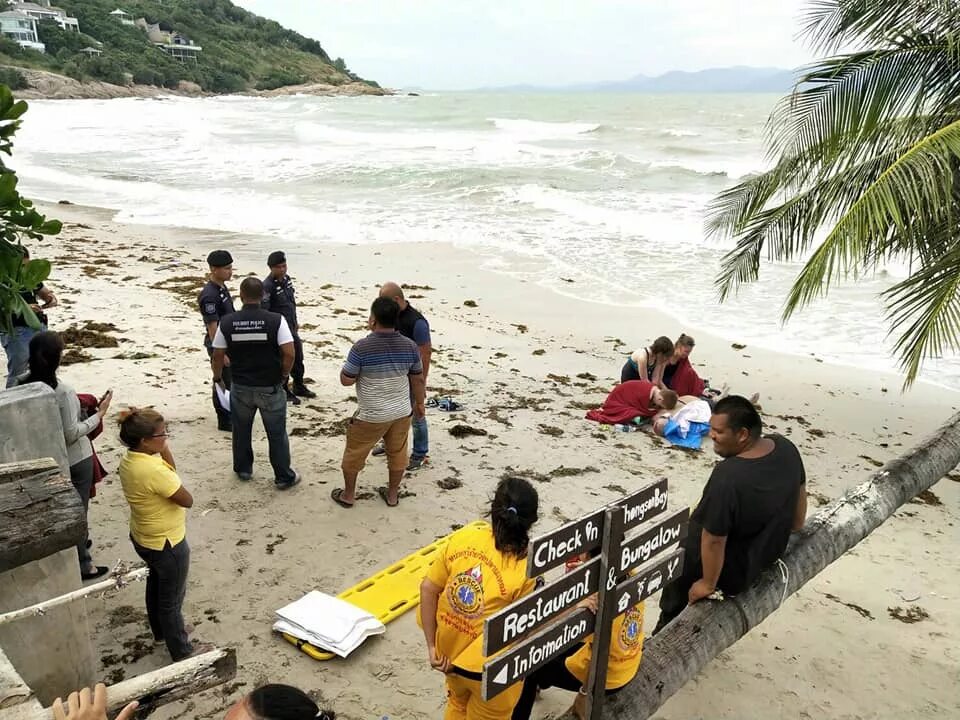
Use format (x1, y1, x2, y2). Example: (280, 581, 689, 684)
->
(493, 666, 509, 686)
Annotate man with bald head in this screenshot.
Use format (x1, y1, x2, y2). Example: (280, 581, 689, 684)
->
(374, 282, 432, 470)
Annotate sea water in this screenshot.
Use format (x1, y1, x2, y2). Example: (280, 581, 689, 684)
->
(13, 92, 960, 390)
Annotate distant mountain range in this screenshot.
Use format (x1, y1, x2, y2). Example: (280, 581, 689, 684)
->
(470, 66, 798, 94)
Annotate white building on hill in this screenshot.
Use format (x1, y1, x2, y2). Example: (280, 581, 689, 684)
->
(109, 8, 135, 26)
(10, 1, 80, 33)
(0, 10, 45, 52)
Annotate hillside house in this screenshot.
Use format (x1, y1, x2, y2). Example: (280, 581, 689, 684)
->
(134, 18, 202, 61)
(79, 46, 102, 56)
(158, 41, 201, 62)
(0, 10, 45, 52)
(10, 1, 80, 32)
(109, 8, 135, 26)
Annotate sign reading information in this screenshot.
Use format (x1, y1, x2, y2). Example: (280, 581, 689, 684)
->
(481, 479, 688, 710)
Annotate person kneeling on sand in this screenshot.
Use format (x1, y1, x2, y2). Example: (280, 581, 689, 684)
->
(585, 379, 678, 426)
(653, 395, 807, 633)
(333, 296, 426, 508)
(621, 335, 674, 385)
(511, 550, 645, 720)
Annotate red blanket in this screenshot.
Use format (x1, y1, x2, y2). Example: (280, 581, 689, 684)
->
(77, 393, 108, 498)
(666, 358, 705, 397)
(585, 380, 657, 424)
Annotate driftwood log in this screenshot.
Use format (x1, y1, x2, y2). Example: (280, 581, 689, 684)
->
(0, 459, 85, 574)
(0, 649, 237, 720)
(592, 409, 960, 719)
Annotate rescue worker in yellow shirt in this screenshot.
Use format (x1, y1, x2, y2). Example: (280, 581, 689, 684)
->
(420, 476, 540, 720)
(510, 550, 645, 720)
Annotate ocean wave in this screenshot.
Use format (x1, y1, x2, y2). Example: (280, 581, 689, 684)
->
(659, 128, 701, 138)
(488, 118, 603, 138)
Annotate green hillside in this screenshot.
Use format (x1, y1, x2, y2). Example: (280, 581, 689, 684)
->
(0, 0, 376, 92)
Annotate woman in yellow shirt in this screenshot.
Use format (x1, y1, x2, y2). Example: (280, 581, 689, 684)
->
(420, 476, 540, 720)
(117, 407, 196, 661)
(510, 551, 645, 720)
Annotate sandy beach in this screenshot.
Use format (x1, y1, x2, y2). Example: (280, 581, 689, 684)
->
(27, 201, 960, 719)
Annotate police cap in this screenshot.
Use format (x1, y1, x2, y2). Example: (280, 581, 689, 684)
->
(267, 250, 286, 267)
(207, 250, 233, 267)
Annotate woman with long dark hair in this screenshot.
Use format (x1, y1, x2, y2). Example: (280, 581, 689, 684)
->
(22, 331, 112, 580)
(419, 476, 540, 718)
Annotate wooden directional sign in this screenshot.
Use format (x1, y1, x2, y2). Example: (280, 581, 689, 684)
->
(481, 607, 595, 701)
(617, 507, 690, 574)
(612, 547, 685, 614)
(525, 477, 668, 577)
(483, 558, 601, 655)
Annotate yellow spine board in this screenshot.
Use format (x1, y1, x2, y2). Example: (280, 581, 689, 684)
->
(282, 520, 488, 661)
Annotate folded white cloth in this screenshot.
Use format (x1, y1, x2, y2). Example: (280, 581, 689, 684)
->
(274, 591, 384, 658)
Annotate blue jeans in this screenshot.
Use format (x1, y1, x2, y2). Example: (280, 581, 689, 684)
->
(1, 325, 40, 388)
(230, 382, 295, 484)
(412, 413, 428, 459)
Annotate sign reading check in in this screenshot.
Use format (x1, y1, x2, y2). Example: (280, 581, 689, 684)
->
(480, 478, 688, 720)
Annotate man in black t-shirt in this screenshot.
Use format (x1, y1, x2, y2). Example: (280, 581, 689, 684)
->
(654, 395, 807, 633)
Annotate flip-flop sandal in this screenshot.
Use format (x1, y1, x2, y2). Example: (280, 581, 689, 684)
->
(81, 566, 109, 581)
(377, 486, 399, 507)
(330, 488, 354, 508)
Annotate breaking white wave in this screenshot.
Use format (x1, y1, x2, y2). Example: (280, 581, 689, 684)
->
(12, 92, 960, 389)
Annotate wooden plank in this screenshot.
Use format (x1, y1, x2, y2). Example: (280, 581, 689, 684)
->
(0, 649, 236, 720)
(0, 647, 32, 709)
(0, 567, 149, 627)
(0, 469, 85, 574)
(584, 507, 623, 720)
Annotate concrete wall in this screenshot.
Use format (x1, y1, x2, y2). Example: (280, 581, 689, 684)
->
(0, 383, 70, 477)
(0, 384, 94, 705)
(0, 550, 95, 705)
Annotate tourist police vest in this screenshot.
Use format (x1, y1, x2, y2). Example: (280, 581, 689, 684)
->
(220, 306, 283, 387)
(396, 304, 425, 342)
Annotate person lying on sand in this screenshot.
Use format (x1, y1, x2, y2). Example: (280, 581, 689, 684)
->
(585, 379, 678, 426)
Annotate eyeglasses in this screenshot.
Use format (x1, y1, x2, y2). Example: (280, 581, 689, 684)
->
(150, 432, 170, 438)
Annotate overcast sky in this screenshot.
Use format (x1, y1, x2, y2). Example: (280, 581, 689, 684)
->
(232, 1, 820, 90)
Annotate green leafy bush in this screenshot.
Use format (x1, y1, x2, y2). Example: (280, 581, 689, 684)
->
(0, 67, 26, 90)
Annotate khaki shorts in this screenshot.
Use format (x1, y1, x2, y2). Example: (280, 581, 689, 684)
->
(341, 414, 412, 474)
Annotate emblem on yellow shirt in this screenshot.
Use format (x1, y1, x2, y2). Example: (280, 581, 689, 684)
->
(617, 607, 643, 654)
(448, 564, 484, 618)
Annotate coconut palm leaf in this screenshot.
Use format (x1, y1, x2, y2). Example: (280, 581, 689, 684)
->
(801, 0, 960, 53)
(782, 119, 960, 320)
(883, 242, 960, 382)
(770, 39, 960, 161)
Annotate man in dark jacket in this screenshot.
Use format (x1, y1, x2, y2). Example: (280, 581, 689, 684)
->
(212, 277, 300, 490)
(376, 281, 432, 471)
(262, 250, 316, 405)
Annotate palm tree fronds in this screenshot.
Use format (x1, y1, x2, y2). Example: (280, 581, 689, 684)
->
(781, 120, 960, 324)
(882, 242, 960, 387)
(801, 0, 960, 54)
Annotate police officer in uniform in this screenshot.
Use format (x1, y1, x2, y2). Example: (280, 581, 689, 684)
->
(262, 250, 316, 405)
(211, 276, 301, 490)
(198, 250, 235, 432)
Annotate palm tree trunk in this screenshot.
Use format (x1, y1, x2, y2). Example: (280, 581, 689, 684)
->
(601, 409, 960, 720)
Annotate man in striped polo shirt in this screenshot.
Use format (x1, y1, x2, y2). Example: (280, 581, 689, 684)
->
(333, 296, 426, 508)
